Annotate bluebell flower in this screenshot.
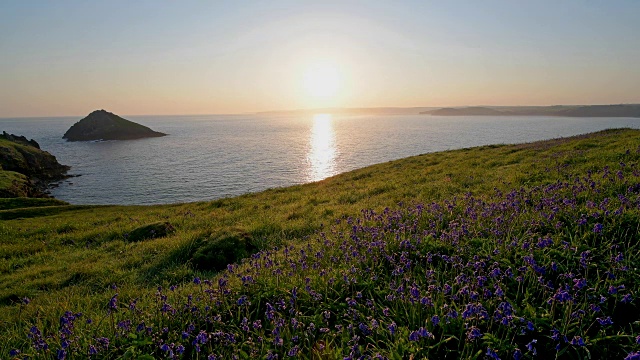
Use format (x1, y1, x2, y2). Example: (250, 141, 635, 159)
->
(597, 316, 613, 326)
(88, 345, 98, 355)
(624, 351, 640, 360)
(237, 295, 248, 306)
(526, 321, 534, 331)
(388, 322, 397, 335)
(466, 327, 482, 341)
(408, 331, 420, 341)
(486, 347, 500, 360)
(287, 345, 300, 356)
(513, 348, 522, 360)
(571, 336, 585, 347)
(593, 223, 603, 233)
(573, 278, 587, 289)
(57, 349, 66, 360)
(526, 339, 537, 355)
(108, 294, 118, 312)
(418, 327, 434, 339)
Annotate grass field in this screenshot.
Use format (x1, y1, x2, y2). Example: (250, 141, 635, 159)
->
(2, 128, 639, 359)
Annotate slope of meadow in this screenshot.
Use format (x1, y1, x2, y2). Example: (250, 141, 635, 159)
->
(2, 129, 640, 359)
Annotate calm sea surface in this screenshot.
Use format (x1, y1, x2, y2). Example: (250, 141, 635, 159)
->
(1, 114, 639, 205)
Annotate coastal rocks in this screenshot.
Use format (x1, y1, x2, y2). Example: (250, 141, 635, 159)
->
(1, 131, 40, 149)
(0, 132, 70, 197)
(63, 110, 166, 141)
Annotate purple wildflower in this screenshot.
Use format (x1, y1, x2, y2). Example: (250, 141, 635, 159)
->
(486, 347, 500, 360)
(526, 339, 537, 355)
(597, 317, 613, 326)
(571, 336, 585, 347)
(593, 223, 603, 233)
(408, 331, 420, 341)
(513, 348, 522, 360)
(287, 345, 300, 356)
(466, 326, 482, 341)
(625, 352, 640, 360)
(388, 322, 397, 335)
(108, 294, 118, 312)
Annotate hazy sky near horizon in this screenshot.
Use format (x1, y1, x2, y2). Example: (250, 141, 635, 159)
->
(1, 1, 639, 117)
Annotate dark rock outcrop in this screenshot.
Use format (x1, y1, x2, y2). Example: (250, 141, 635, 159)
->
(63, 110, 166, 141)
(0, 132, 70, 197)
(2, 131, 40, 149)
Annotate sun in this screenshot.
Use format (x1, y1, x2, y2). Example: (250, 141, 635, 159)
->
(303, 63, 341, 99)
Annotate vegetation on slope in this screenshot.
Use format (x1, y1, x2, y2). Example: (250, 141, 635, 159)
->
(1, 129, 640, 359)
(0, 170, 31, 198)
(0, 134, 70, 197)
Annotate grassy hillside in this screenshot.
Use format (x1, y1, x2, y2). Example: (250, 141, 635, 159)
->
(0, 170, 31, 197)
(0, 138, 36, 197)
(0, 136, 69, 197)
(2, 128, 640, 359)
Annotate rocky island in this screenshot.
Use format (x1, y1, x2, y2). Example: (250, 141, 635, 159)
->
(63, 110, 166, 141)
(0, 132, 70, 197)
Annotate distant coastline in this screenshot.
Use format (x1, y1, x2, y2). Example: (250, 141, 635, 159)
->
(420, 104, 640, 118)
(254, 104, 640, 117)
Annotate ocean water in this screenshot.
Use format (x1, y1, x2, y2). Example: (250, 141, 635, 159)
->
(1, 113, 639, 205)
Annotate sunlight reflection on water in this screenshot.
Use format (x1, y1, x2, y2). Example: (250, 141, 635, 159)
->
(1, 114, 639, 205)
(306, 114, 337, 182)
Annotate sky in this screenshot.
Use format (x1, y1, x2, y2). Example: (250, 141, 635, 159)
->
(1, 0, 639, 117)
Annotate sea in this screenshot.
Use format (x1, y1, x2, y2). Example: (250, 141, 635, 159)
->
(1, 113, 639, 205)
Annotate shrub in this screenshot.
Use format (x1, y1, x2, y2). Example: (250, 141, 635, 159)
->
(191, 228, 257, 271)
(126, 222, 175, 242)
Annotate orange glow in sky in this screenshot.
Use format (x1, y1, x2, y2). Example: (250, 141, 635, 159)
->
(0, 2, 639, 117)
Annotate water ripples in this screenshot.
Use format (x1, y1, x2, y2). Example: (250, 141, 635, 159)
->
(0, 114, 638, 205)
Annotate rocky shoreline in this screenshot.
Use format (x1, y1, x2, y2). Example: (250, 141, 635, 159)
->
(0, 132, 70, 198)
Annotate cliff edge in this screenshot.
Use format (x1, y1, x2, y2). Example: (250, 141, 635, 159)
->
(0, 132, 70, 197)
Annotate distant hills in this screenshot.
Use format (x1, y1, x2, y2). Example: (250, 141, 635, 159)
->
(421, 104, 640, 117)
(256, 104, 640, 117)
(257, 107, 439, 116)
(63, 110, 166, 141)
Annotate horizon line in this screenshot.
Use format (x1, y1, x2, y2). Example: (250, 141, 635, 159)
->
(2, 102, 640, 119)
